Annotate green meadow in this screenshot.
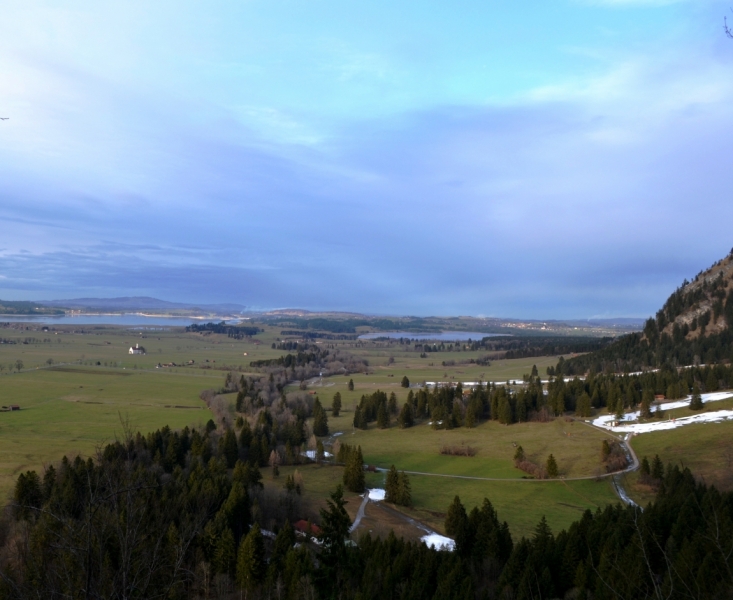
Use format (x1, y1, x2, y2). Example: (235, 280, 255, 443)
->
(0, 321, 633, 538)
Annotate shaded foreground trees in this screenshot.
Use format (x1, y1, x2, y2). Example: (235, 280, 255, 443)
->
(2, 423, 733, 599)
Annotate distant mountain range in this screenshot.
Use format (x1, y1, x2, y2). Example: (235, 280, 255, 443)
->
(36, 297, 247, 313)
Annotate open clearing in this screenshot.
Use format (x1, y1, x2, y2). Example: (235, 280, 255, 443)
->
(0, 320, 696, 540)
(328, 412, 613, 480)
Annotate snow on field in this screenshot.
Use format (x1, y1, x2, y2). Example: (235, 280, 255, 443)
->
(302, 450, 333, 459)
(368, 488, 386, 501)
(593, 391, 733, 433)
(600, 410, 733, 434)
(421, 534, 455, 552)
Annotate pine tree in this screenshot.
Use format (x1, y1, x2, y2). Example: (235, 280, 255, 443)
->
(348, 379, 354, 391)
(465, 404, 476, 428)
(236, 523, 266, 593)
(690, 383, 703, 410)
(332, 392, 342, 417)
(238, 419, 252, 449)
(353, 406, 366, 430)
(385, 465, 399, 503)
(575, 392, 592, 418)
(401, 375, 410, 388)
(343, 446, 365, 492)
(398, 402, 414, 428)
(312, 398, 329, 436)
(222, 428, 239, 468)
(640, 456, 652, 478)
(397, 471, 412, 507)
(214, 527, 236, 575)
(546, 454, 558, 478)
(513, 445, 525, 464)
(388, 392, 398, 415)
(498, 396, 513, 425)
(651, 454, 664, 480)
(445, 495, 468, 537)
(318, 485, 352, 594)
(376, 402, 390, 429)
(640, 388, 653, 419)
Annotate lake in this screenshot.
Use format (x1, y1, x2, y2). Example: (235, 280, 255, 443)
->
(358, 331, 509, 342)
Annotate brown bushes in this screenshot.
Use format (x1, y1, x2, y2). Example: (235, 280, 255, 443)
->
(515, 460, 548, 479)
(439, 444, 477, 457)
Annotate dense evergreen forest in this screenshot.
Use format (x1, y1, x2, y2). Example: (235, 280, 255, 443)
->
(351, 362, 733, 430)
(2, 422, 732, 599)
(186, 322, 262, 339)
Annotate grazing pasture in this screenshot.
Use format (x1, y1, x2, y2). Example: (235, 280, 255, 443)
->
(0, 320, 638, 538)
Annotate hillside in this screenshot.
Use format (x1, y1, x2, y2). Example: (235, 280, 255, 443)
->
(563, 249, 733, 374)
(0, 300, 64, 316)
(37, 296, 247, 313)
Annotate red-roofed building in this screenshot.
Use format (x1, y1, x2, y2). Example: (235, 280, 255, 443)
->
(294, 520, 322, 536)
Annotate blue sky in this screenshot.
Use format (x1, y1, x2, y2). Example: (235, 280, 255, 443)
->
(1, 0, 732, 318)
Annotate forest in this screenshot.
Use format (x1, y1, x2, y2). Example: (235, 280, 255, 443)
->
(2, 420, 732, 599)
(348, 362, 733, 430)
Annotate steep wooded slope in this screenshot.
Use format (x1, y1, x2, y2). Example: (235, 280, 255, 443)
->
(563, 249, 733, 374)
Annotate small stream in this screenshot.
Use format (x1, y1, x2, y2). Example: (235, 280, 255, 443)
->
(613, 434, 641, 509)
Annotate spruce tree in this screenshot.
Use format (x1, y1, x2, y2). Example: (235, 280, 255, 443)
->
(445, 495, 468, 537)
(222, 428, 239, 468)
(318, 485, 352, 595)
(332, 392, 342, 417)
(640, 388, 653, 419)
(236, 523, 265, 592)
(397, 471, 412, 507)
(385, 465, 399, 503)
(640, 456, 651, 480)
(388, 392, 398, 415)
(513, 445, 525, 464)
(575, 392, 591, 418)
(312, 398, 329, 436)
(465, 405, 476, 428)
(348, 378, 354, 391)
(401, 375, 410, 388)
(398, 402, 414, 428)
(690, 383, 703, 410)
(376, 402, 390, 429)
(651, 454, 664, 480)
(546, 454, 558, 478)
(343, 446, 365, 493)
(214, 527, 236, 575)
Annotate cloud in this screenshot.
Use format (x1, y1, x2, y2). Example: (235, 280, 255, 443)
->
(1, 7, 732, 318)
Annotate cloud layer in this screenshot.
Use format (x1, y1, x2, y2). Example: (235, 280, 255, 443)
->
(0, 1, 732, 317)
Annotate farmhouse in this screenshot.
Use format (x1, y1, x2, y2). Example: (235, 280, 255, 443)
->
(129, 343, 146, 355)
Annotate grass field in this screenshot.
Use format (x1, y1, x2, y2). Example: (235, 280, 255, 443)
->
(0, 321, 636, 540)
(626, 418, 733, 501)
(325, 412, 612, 479)
(0, 366, 215, 501)
(261, 462, 619, 540)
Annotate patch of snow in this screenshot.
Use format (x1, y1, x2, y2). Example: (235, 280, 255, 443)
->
(596, 410, 733, 434)
(302, 450, 333, 459)
(421, 534, 455, 551)
(592, 392, 733, 433)
(333, 432, 343, 437)
(367, 488, 385, 501)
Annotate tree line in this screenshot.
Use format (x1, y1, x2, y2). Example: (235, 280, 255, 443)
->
(3, 427, 732, 599)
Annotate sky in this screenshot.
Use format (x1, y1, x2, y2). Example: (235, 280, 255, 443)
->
(1, 0, 732, 318)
